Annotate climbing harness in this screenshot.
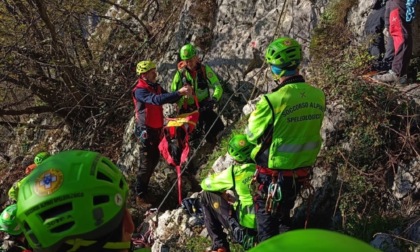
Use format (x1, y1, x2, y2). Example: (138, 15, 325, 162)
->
(252, 165, 314, 222)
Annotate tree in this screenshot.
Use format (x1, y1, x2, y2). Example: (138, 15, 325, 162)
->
(0, 0, 155, 132)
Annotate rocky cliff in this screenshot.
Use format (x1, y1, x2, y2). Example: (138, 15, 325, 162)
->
(0, 0, 419, 251)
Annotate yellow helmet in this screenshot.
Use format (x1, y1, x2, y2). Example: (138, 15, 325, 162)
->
(136, 60, 156, 75)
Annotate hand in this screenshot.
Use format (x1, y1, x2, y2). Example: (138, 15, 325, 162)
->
(178, 85, 192, 96)
(177, 61, 187, 70)
(221, 190, 237, 205)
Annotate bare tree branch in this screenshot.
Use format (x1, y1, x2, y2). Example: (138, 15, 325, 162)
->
(0, 121, 62, 129)
(101, 0, 152, 39)
(0, 106, 54, 116)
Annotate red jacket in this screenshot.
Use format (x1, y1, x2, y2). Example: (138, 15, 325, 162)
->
(132, 79, 164, 129)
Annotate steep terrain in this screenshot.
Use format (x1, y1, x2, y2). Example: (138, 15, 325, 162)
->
(0, 0, 419, 251)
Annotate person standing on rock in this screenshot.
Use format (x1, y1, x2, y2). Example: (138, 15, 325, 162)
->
(372, 0, 417, 84)
(364, 0, 394, 71)
(171, 43, 224, 145)
(200, 134, 257, 252)
(132, 60, 192, 208)
(245, 37, 325, 242)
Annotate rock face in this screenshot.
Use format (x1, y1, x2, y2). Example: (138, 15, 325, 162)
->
(116, 0, 420, 251)
(0, 0, 418, 251)
(111, 1, 418, 252)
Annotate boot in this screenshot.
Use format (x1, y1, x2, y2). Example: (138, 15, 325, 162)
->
(372, 70, 398, 82)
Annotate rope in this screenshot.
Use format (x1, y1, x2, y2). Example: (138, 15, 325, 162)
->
(155, 90, 250, 214)
(248, 0, 288, 100)
(298, 176, 315, 229)
(132, 208, 158, 248)
(143, 0, 291, 233)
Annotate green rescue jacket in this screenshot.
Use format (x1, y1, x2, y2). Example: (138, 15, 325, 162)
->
(246, 81, 325, 170)
(171, 64, 223, 108)
(200, 163, 256, 229)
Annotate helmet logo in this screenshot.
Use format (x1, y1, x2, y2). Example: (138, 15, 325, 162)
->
(115, 193, 123, 207)
(238, 139, 246, 147)
(283, 39, 292, 46)
(34, 169, 63, 196)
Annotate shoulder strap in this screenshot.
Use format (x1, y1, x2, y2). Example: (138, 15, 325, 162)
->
(201, 64, 208, 80)
(231, 165, 236, 190)
(199, 64, 211, 98)
(263, 95, 275, 122)
(254, 95, 275, 162)
(260, 95, 275, 143)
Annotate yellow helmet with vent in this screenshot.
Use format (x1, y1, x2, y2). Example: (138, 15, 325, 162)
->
(136, 60, 156, 75)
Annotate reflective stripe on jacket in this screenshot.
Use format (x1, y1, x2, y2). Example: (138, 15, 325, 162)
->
(246, 81, 325, 170)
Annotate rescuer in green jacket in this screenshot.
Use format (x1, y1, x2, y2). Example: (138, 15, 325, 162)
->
(245, 37, 325, 242)
(200, 134, 257, 252)
(171, 43, 224, 144)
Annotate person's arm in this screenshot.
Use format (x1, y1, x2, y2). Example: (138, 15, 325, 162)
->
(201, 166, 234, 192)
(205, 66, 223, 102)
(134, 87, 181, 105)
(171, 71, 186, 108)
(245, 97, 273, 145)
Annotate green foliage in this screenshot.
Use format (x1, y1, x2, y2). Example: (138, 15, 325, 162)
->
(184, 236, 212, 252)
(184, 236, 246, 252)
(0, 0, 186, 156)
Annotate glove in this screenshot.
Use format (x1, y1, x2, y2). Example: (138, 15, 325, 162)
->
(221, 190, 237, 205)
(140, 130, 148, 143)
(135, 126, 148, 144)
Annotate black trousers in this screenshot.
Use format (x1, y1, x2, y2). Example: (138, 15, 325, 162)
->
(387, 0, 413, 76)
(201, 191, 232, 251)
(135, 127, 162, 197)
(253, 173, 302, 242)
(199, 109, 224, 144)
(365, 6, 386, 61)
